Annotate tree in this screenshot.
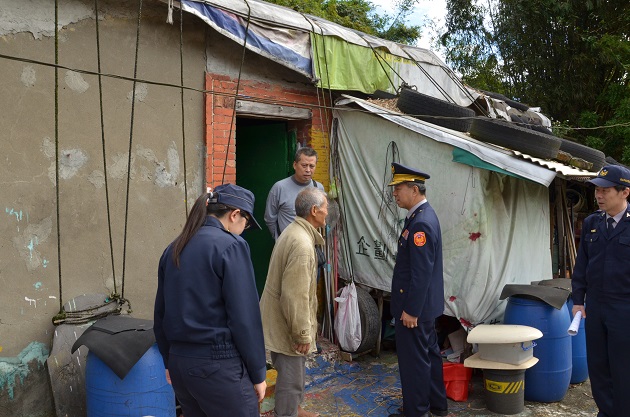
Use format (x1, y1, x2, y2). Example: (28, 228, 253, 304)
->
(440, 0, 630, 162)
(265, 0, 422, 45)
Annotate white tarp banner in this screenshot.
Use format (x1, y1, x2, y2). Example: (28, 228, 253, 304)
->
(332, 107, 553, 326)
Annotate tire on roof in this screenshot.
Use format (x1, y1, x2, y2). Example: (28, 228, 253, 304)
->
(510, 114, 553, 134)
(372, 89, 398, 99)
(469, 117, 561, 160)
(559, 138, 606, 171)
(397, 86, 476, 133)
(605, 156, 629, 169)
(482, 90, 529, 111)
(481, 90, 510, 101)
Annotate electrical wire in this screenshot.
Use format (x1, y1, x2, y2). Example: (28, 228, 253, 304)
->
(0, 52, 622, 133)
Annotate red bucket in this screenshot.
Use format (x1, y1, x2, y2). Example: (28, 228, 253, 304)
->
(443, 363, 473, 401)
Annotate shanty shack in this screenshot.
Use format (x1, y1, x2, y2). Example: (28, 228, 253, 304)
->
(0, 0, 603, 415)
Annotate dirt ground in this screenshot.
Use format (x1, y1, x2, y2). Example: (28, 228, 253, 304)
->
(296, 344, 598, 417)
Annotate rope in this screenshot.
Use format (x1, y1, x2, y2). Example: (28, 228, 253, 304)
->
(3, 51, 619, 131)
(301, 16, 325, 131)
(94, 0, 118, 293)
(54, 0, 63, 312)
(179, 4, 189, 216)
(302, 16, 332, 339)
(121, 0, 144, 300)
(401, 49, 457, 105)
(329, 119, 355, 281)
(52, 295, 132, 325)
(401, 49, 488, 116)
(221, 0, 252, 184)
(315, 25, 335, 124)
(378, 142, 400, 226)
(364, 43, 399, 92)
(438, 63, 488, 116)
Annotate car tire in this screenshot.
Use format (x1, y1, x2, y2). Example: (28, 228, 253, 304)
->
(559, 138, 606, 171)
(352, 286, 380, 354)
(482, 90, 529, 111)
(469, 117, 561, 160)
(372, 89, 398, 99)
(397, 86, 476, 132)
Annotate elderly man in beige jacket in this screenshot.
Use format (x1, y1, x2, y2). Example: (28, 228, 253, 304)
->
(260, 186, 328, 417)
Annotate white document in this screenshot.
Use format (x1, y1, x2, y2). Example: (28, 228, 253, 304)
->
(568, 311, 583, 336)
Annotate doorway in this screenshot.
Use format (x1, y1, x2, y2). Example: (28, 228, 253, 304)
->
(236, 118, 296, 294)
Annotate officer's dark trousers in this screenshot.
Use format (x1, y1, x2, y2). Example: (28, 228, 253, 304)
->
(585, 298, 630, 417)
(167, 353, 259, 417)
(395, 318, 447, 417)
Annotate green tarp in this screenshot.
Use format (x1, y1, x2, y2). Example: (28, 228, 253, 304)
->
(312, 33, 400, 93)
(452, 147, 525, 180)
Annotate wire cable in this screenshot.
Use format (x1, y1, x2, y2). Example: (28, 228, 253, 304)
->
(54, 0, 63, 313)
(94, 0, 118, 294)
(221, 0, 252, 184)
(179, 4, 189, 216)
(121, 0, 144, 301)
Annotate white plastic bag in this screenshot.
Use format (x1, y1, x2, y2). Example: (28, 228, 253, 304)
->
(334, 282, 362, 352)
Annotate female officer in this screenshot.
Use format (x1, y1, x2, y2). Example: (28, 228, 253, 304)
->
(154, 184, 267, 417)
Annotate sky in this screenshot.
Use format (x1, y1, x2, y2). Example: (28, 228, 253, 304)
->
(369, 0, 447, 51)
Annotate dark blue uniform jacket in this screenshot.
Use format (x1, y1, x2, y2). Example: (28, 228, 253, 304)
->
(572, 207, 630, 305)
(154, 216, 267, 384)
(391, 202, 445, 321)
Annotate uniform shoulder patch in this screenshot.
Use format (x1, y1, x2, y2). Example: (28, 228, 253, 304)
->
(414, 231, 426, 247)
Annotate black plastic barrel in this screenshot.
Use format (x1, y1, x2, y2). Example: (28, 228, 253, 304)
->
(504, 296, 572, 402)
(483, 369, 526, 415)
(86, 343, 175, 416)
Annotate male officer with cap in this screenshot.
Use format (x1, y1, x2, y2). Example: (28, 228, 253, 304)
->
(388, 162, 448, 417)
(572, 164, 630, 417)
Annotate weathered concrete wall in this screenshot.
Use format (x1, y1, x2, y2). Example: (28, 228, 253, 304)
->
(0, 0, 207, 414)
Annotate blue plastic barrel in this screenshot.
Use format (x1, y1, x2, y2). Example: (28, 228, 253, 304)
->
(86, 343, 175, 417)
(504, 295, 572, 402)
(566, 299, 588, 383)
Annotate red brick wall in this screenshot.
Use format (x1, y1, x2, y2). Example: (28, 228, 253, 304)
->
(205, 73, 331, 189)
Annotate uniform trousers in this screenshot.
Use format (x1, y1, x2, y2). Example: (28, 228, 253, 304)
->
(395, 318, 447, 417)
(167, 353, 258, 417)
(585, 298, 630, 417)
(270, 351, 307, 417)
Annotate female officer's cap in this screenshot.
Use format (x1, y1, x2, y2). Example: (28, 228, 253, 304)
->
(210, 184, 262, 230)
(388, 162, 430, 186)
(588, 165, 630, 188)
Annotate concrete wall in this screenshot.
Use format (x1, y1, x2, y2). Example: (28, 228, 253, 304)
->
(0, 0, 207, 413)
(0, 0, 335, 414)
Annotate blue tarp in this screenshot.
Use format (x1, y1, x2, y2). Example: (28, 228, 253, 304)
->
(183, 0, 313, 77)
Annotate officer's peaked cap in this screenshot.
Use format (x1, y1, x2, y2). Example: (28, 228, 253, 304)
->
(588, 165, 630, 189)
(388, 162, 430, 186)
(211, 183, 262, 230)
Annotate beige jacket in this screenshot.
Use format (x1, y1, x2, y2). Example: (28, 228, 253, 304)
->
(260, 217, 324, 356)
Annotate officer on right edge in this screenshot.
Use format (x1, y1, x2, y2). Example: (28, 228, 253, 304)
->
(572, 164, 630, 417)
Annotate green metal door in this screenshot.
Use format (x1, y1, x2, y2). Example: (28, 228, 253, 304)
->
(236, 120, 293, 295)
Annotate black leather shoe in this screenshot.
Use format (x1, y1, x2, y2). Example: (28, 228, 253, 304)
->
(430, 409, 449, 416)
(388, 414, 429, 417)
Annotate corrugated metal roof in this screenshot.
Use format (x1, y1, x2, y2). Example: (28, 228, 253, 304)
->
(337, 95, 600, 186)
(511, 151, 598, 181)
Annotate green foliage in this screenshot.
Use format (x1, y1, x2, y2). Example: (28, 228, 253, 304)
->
(264, 0, 423, 45)
(441, 0, 630, 163)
